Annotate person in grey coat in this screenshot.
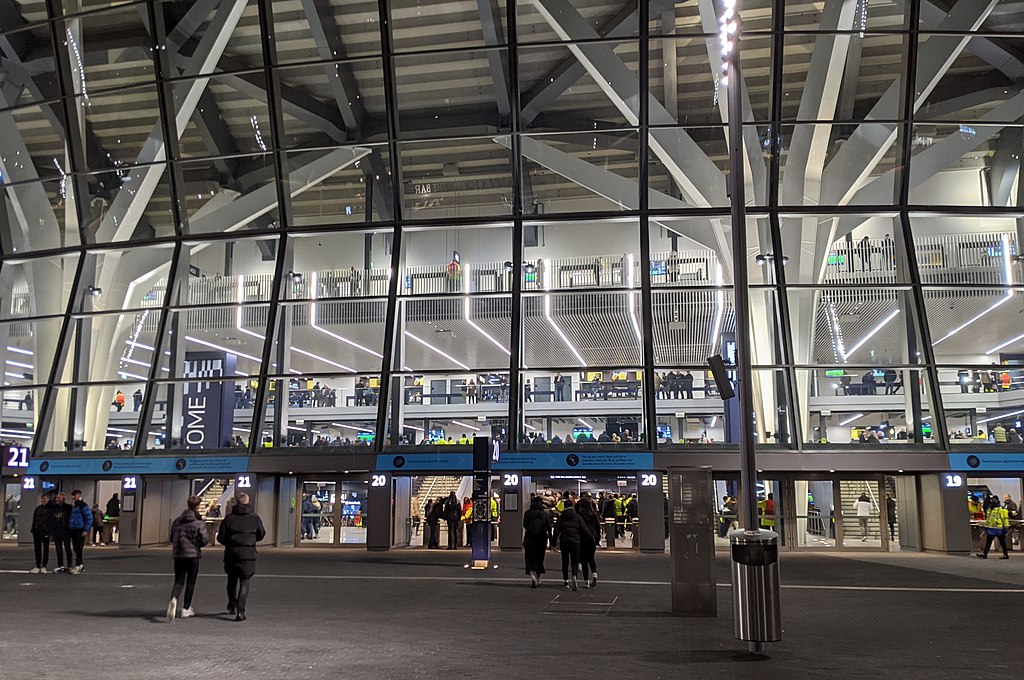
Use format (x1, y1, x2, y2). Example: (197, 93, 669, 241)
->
(166, 496, 208, 622)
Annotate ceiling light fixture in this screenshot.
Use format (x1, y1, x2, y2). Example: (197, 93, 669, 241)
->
(839, 412, 864, 427)
(545, 294, 586, 365)
(404, 331, 471, 370)
(844, 308, 900, 359)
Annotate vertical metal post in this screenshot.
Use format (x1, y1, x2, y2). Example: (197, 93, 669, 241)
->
(726, 27, 758, 530)
(638, 0, 659, 448)
(506, 0, 523, 452)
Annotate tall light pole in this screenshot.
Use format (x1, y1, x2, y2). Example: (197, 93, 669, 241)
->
(719, 0, 783, 655)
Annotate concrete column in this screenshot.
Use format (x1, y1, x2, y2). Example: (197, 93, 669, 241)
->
(275, 476, 296, 548)
(366, 471, 392, 551)
(498, 473, 527, 551)
(637, 470, 665, 553)
(917, 473, 972, 555)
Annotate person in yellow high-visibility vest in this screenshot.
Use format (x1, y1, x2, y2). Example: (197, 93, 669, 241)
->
(613, 494, 626, 538)
(490, 495, 499, 541)
(978, 503, 1010, 559)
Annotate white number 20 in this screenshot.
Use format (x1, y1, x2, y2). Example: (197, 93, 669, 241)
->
(371, 474, 387, 487)
(503, 474, 519, 486)
(640, 473, 658, 487)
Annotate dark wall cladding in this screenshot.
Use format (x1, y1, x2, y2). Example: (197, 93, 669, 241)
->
(0, 0, 1021, 457)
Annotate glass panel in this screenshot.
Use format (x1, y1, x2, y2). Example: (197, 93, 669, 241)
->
(911, 219, 1022, 285)
(648, 126, 732, 209)
(60, 6, 155, 94)
(176, 75, 273, 159)
(909, 125, 1020, 208)
(287, 230, 393, 300)
(524, 219, 640, 292)
(399, 138, 512, 218)
(391, 0, 505, 52)
(2, 481, 21, 540)
(398, 224, 512, 296)
(523, 290, 641, 369)
(516, 4, 639, 44)
(179, 159, 279, 234)
(0, 386, 41, 445)
(180, 238, 279, 302)
(0, 318, 68, 387)
(270, 2, 381, 63)
(399, 296, 510, 372)
(786, 0, 903, 31)
(389, 374, 507, 446)
(284, 146, 392, 226)
(793, 480, 835, 548)
(164, 0, 263, 78)
(299, 481, 335, 544)
(523, 369, 645, 446)
(647, 218, 727, 287)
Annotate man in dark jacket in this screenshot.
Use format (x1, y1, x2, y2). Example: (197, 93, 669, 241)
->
(68, 490, 93, 574)
(30, 493, 52, 574)
(49, 493, 73, 573)
(552, 500, 594, 591)
(216, 493, 265, 621)
(442, 492, 461, 550)
(167, 495, 209, 622)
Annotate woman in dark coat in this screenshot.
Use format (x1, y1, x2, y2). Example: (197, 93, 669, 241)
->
(575, 496, 601, 588)
(552, 499, 593, 591)
(216, 493, 266, 621)
(166, 495, 208, 622)
(522, 496, 551, 587)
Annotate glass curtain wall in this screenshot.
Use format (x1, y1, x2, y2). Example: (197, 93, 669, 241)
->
(0, 0, 1020, 457)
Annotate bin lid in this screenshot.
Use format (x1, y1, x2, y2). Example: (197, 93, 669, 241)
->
(728, 528, 779, 544)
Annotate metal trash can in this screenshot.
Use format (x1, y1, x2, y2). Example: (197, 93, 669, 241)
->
(729, 529, 782, 652)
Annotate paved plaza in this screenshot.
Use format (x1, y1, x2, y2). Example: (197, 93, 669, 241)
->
(1, 545, 1021, 679)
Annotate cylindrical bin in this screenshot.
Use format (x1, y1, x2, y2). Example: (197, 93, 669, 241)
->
(603, 519, 616, 549)
(729, 528, 782, 650)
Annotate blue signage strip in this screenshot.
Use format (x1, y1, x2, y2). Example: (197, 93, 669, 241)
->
(27, 456, 249, 476)
(375, 453, 473, 472)
(949, 452, 1024, 472)
(493, 452, 654, 471)
(375, 451, 654, 472)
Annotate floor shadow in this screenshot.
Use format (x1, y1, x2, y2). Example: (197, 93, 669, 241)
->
(66, 610, 231, 624)
(671, 650, 773, 664)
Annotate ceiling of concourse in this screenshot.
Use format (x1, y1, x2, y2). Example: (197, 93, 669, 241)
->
(0, 0, 1021, 240)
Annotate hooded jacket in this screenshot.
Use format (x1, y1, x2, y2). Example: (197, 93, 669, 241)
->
(216, 503, 266, 577)
(522, 499, 551, 547)
(552, 507, 593, 547)
(69, 499, 94, 532)
(169, 508, 209, 559)
(31, 502, 52, 535)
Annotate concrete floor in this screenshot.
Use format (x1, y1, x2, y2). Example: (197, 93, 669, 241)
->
(0, 544, 1021, 679)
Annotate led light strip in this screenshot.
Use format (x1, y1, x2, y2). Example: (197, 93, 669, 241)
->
(628, 291, 643, 346)
(844, 308, 900, 359)
(451, 419, 481, 432)
(978, 408, 1024, 425)
(938, 234, 1014, 348)
(404, 331, 471, 370)
(332, 422, 373, 433)
(310, 272, 384, 359)
(288, 345, 355, 373)
(465, 296, 511, 356)
(184, 336, 263, 363)
(544, 294, 586, 365)
(577, 418, 594, 429)
(711, 264, 725, 354)
(7, 346, 33, 356)
(839, 412, 864, 427)
(5, 360, 33, 370)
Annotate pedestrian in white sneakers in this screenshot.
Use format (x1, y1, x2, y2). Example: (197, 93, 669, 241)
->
(68, 490, 93, 574)
(166, 496, 208, 622)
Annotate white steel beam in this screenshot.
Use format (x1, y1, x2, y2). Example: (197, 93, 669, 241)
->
(820, 0, 999, 207)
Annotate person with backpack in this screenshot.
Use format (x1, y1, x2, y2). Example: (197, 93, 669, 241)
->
(523, 496, 551, 587)
(552, 498, 594, 591)
(166, 495, 208, 622)
(576, 496, 601, 588)
(67, 490, 93, 574)
(443, 492, 461, 550)
(29, 493, 52, 574)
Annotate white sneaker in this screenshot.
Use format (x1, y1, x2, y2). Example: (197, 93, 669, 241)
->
(69, 566, 82, 575)
(39, 567, 48, 574)
(29, 567, 40, 574)
(181, 608, 195, 618)
(530, 572, 538, 588)
(54, 566, 66, 573)
(166, 597, 177, 622)
(590, 573, 598, 588)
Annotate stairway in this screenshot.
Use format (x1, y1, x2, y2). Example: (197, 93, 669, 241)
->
(412, 476, 467, 514)
(198, 479, 231, 516)
(838, 480, 890, 543)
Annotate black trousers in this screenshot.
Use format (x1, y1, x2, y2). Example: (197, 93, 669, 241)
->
(560, 541, 580, 582)
(227, 573, 251, 613)
(71, 532, 85, 567)
(171, 557, 200, 609)
(446, 520, 459, 549)
(53, 535, 72, 568)
(579, 541, 597, 580)
(983, 532, 1009, 557)
(32, 532, 49, 568)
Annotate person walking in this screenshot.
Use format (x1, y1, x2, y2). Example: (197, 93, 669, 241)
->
(166, 496, 209, 622)
(67, 490, 93, 574)
(90, 504, 104, 545)
(216, 493, 266, 621)
(29, 493, 52, 574)
(132, 388, 143, 411)
(522, 496, 551, 587)
(576, 496, 601, 589)
(853, 493, 873, 542)
(425, 498, 441, 549)
(977, 499, 1011, 559)
(552, 498, 593, 591)
(443, 492, 461, 550)
(885, 493, 897, 541)
(49, 492, 73, 573)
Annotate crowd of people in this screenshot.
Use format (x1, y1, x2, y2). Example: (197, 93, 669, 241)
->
(28, 492, 120, 574)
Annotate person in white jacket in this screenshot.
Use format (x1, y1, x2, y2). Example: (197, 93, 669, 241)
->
(853, 494, 873, 542)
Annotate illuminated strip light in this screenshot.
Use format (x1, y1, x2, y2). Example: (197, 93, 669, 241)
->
(233, 427, 250, 433)
(185, 335, 263, 363)
(117, 371, 148, 381)
(544, 294, 586, 365)
(108, 427, 136, 434)
(844, 309, 900, 359)
(237, 276, 267, 342)
(4, 372, 24, 379)
(710, 264, 725, 354)
(577, 418, 594, 429)
(234, 371, 249, 377)
(331, 422, 373, 433)
(310, 272, 384, 359)
(465, 296, 511, 356)
(404, 331, 471, 370)
(710, 415, 718, 427)
(628, 291, 643, 346)
(1, 432, 32, 440)
(120, 357, 151, 368)
(125, 340, 155, 351)
(839, 412, 864, 427)
(288, 345, 355, 373)
(6, 360, 33, 370)
(938, 234, 1014, 347)
(978, 408, 1024, 425)
(825, 300, 847, 362)
(626, 253, 636, 288)
(286, 426, 306, 432)
(7, 346, 32, 356)
(403, 423, 425, 432)
(451, 419, 481, 432)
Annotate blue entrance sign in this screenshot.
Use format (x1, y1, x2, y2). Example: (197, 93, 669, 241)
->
(375, 453, 473, 472)
(493, 452, 654, 471)
(949, 452, 1024, 472)
(27, 456, 250, 476)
